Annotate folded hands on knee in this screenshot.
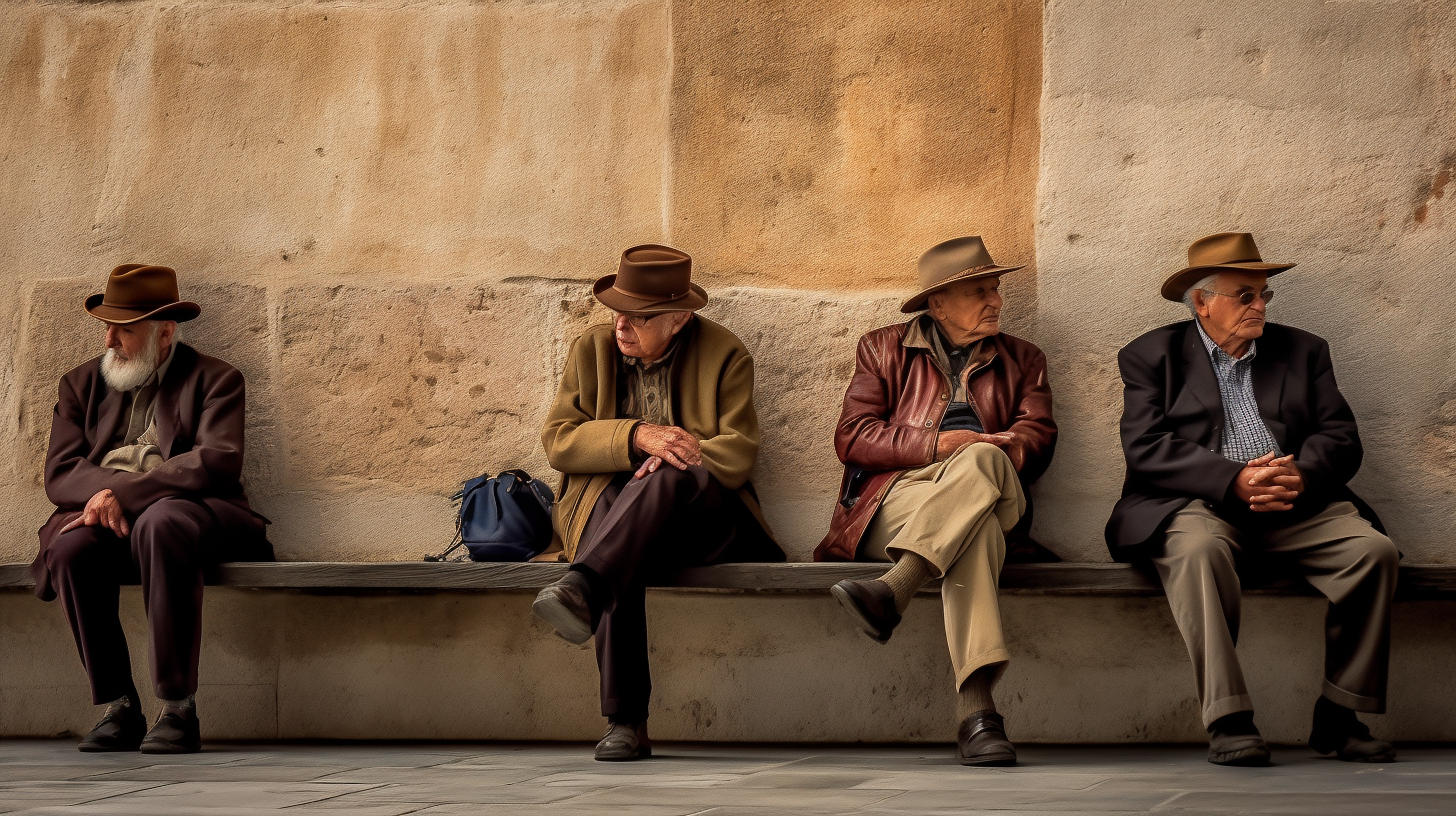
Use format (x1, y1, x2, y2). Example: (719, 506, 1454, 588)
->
(1233, 451, 1305, 512)
(59, 488, 130, 537)
(934, 430, 1015, 462)
(632, 423, 703, 478)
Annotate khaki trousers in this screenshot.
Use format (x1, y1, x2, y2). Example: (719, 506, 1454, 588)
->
(1151, 500, 1398, 727)
(861, 442, 1025, 689)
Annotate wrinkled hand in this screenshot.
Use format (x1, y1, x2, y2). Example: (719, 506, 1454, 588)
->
(59, 489, 130, 536)
(935, 430, 1015, 461)
(632, 423, 702, 476)
(1233, 452, 1303, 512)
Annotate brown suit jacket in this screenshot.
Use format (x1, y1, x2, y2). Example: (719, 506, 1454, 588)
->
(31, 342, 268, 600)
(815, 322, 1057, 562)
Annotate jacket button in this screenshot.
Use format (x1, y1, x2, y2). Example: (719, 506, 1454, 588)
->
(940, 393, 948, 401)
(925, 420, 933, 428)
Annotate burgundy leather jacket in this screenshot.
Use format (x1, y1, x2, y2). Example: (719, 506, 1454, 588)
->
(814, 319, 1057, 561)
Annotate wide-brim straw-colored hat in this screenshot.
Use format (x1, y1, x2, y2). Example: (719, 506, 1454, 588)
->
(901, 236, 1024, 313)
(593, 244, 708, 314)
(84, 264, 201, 324)
(1161, 232, 1296, 302)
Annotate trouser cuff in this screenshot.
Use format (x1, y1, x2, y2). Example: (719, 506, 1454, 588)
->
(1203, 694, 1255, 729)
(1322, 679, 1383, 714)
(954, 651, 1010, 691)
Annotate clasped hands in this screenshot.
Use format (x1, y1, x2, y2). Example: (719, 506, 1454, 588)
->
(1233, 451, 1304, 512)
(935, 430, 1015, 461)
(59, 488, 130, 536)
(632, 423, 702, 479)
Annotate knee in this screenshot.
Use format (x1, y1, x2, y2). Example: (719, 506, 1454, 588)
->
(1162, 533, 1236, 573)
(637, 463, 710, 493)
(44, 526, 111, 571)
(130, 500, 205, 550)
(1352, 534, 1399, 579)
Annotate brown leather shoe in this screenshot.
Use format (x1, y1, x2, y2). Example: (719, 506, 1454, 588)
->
(830, 578, 901, 644)
(1309, 698, 1395, 763)
(140, 707, 201, 755)
(957, 710, 1016, 766)
(78, 698, 146, 752)
(533, 571, 598, 645)
(595, 721, 652, 761)
(1207, 712, 1271, 766)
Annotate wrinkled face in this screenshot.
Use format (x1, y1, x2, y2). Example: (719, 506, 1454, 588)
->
(927, 276, 1004, 343)
(100, 320, 175, 391)
(613, 311, 693, 362)
(104, 321, 165, 362)
(1193, 271, 1270, 349)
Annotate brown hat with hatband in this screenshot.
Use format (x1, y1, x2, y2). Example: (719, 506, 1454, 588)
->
(85, 264, 201, 324)
(1161, 232, 1296, 302)
(593, 244, 708, 314)
(901, 236, 1024, 313)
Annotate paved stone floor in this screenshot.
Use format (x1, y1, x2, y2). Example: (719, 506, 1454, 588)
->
(2, 739, 1454, 815)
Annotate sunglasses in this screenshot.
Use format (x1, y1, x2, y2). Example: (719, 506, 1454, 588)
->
(617, 313, 661, 328)
(1203, 288, 1274, 306)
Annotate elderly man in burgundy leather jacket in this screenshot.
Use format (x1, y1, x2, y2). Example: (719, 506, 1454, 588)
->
(817, 236, 1056, 766)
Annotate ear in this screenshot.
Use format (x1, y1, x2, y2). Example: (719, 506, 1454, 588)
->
(667, 311, 694, 336)
(1190, 288, 1212, 319)
(925, 292, 944, 316)
(157, 320, 178, 348)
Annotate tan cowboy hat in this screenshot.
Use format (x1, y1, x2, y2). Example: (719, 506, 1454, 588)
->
(593, 244, 708, 314)
(1161, 232, 1296, 302)
(901, 236, 1024, 313)
(84, 264, 200, 324)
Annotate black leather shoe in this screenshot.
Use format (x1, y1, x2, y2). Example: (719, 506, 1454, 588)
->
(78, 699, 146, 753)
(1309, 698, 1395, 762)
(957, 710, 1016, 766)
(140, 708, 201, 754)
(1207, 712, 1270, 766)
(533, 571, 599, 645)
(595, 721, 651, 761)
(830, 578, 901, 644)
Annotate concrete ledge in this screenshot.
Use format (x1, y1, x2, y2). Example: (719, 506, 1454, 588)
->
(4, 561, 1454, 597)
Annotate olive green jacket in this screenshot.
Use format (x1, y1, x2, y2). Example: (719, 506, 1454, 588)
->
(540, 316, 771, 560)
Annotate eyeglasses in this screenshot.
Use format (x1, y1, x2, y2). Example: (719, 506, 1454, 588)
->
(616, 313, 661, 328)
(1202, 288, 1274, 306)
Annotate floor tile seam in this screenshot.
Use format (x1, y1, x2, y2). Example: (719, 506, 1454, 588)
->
(20, 779, 177, 807)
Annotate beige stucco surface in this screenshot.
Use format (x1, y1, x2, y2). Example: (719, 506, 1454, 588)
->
(1034, 0, 1456, 561)
(2, 0, 1454, 743)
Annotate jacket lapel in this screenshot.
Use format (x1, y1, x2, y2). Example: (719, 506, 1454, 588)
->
(1180, 322, 1223, 417)
(1251, 354, 1286, 430)
(92, 369, 125, 459)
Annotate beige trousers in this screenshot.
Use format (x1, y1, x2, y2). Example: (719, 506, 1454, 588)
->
(861, 442, 1026, 690)
(1152, 500, 1399, 727)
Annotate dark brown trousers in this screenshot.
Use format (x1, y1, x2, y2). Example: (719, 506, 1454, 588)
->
(574, 465, 781, 723)
(41, 497, 270, 704)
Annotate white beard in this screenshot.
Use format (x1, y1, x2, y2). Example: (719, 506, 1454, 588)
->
(100, 329, 162, 392)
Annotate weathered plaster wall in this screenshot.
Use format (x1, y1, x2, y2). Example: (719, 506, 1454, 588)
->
(0, 0, 1040, 563)
(1035, 0, 1456, 561)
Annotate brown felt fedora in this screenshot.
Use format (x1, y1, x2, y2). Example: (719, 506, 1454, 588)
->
(901, 236, 1023, 313)
(1161, 232, 1296, 302)
(593, 244, 708, 314)
(84, 264, 200, 324)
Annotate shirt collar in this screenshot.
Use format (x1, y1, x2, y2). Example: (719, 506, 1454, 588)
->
(1194, 318, 1256, 364)
(622, 337, 680, 371)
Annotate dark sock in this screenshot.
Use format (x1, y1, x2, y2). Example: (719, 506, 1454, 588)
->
(1314, 695, 1356, 728)
(569, 566, 610, 610)
(1209, 711, 1258, 736)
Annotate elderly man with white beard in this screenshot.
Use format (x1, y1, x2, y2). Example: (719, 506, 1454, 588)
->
(31, 265, 272, 754)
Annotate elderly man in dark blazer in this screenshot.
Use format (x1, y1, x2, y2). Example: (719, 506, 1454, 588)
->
(818, 236, 1056, 766)
(33, 265, 271, 754)
(1108, 233, 1398, 766)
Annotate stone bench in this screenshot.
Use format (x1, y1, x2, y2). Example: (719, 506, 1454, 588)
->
(3, 560, 1454, 597)
(3, 560, 1454, 744)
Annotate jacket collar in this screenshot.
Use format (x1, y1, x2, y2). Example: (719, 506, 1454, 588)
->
(903, 315, 997, 381)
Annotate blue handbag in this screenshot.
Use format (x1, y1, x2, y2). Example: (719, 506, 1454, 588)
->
(424, 469, 555, 562)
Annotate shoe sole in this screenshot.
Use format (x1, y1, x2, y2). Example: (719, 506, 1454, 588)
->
(595, 747, 652, 762)
(533, 590, 593, 645)
(958, 751, 1016, 767)
(830, 583, 890, 644)
(1208, 746, 1271, 766)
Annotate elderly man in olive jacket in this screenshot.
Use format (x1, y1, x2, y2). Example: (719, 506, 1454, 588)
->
(533, 245, 783, 761)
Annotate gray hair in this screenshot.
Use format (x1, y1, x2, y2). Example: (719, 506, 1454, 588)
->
(1180, 273, 1220, 315)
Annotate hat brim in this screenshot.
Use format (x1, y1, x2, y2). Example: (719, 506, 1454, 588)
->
(85, 293, 201, 324)
(1160, 262, 1296, 302)
(592, 275, 709, 314)
(900, 264, 1023, 314)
